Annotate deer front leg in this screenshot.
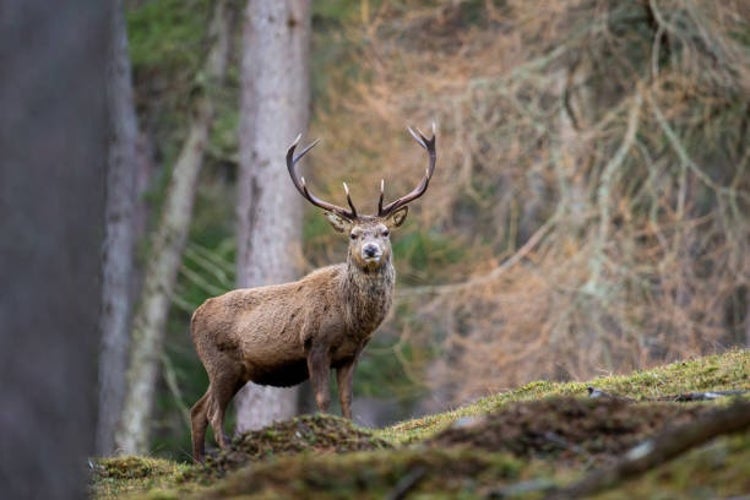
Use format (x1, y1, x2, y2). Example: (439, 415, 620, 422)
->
(336, 356, 359, 419)
(306, 345, 331, 413)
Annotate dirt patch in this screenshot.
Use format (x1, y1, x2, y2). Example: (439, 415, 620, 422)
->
(200, 414, 392, 478)
(430, 396, 715, 467)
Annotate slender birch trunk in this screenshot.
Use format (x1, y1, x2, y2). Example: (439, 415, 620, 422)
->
(97, 0, 140, 456)
(115, 0, 232, 455)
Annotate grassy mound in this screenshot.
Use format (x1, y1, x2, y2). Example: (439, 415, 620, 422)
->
(199, 414, 392, 479)
(430, 397, 715, 465)
(91, 349, 750, 499)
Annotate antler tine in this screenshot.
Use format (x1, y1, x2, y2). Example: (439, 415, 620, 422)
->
(286, 134, 357, 219)
(342, 182, 358, 218)
(378, 125, 437, 216)
(377, 179, 385, 215)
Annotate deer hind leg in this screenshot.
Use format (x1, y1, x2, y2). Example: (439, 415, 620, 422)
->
(206, 367, 243, 450)
(190, 390, 210, 462)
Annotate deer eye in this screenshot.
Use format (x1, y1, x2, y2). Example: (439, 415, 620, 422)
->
(349, 232, 358, 240)
(381, 229, 390, 237)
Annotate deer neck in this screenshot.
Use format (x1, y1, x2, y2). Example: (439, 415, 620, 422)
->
(341, 256, 395, 338)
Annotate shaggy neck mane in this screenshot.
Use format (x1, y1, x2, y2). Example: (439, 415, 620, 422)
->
(341, 256, 395, 337)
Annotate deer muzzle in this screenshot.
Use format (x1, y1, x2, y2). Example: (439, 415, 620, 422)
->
(362, 242, 382, 262)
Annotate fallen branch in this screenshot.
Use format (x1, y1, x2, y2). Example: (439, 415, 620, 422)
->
(544, 399, 750, 499)
(387, 466, 427, 500)
(586, 386, 749, 402)
(665, 390, 749, 402)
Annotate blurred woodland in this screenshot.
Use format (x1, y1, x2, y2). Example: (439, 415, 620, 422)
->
(115, 0, 750, 458)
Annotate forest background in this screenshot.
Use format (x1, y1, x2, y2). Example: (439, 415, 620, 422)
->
(107, 0, 750, 460)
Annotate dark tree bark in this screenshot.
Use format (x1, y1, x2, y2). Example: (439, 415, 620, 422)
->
(0, 0, 110, 497)
(96, 0, 140, 457)
(235, 0, 312, 432)
(115, 0, 233, 455)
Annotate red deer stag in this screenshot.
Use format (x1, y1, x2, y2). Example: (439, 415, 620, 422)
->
(189, 125, 436, 461)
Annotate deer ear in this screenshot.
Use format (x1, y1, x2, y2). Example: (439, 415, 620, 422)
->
(324, 211, 352, 233)
(385, 206, 408, 228)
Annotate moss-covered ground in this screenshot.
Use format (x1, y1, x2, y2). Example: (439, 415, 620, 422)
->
(90, 348, 750, 498)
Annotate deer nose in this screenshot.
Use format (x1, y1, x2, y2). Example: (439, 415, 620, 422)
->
(362, 243, 380, 259)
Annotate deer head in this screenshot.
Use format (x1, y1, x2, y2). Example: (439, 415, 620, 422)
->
(286, 125, 436, 272)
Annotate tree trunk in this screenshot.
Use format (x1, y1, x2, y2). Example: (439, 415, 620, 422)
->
(235, 0, 312, 432)
(0, 1, 109, 496)
(96, 0, 140, 456)
(115, 0, 232, 455)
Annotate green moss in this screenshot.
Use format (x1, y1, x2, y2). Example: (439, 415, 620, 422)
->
(196, 414, 392, 480)
(595, 433, 750, 499)
(430, 397, 716, 463)
(90, 456, 198, 499)
(378, 348, 749, 444)
(207, 447, 523, 499)
(91, 349, 750, 499)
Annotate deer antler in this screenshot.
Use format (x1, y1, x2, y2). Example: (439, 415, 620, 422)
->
(286, 134, 358, 219)
(287, 125, 436, 220)
(378, 123, 437, 217)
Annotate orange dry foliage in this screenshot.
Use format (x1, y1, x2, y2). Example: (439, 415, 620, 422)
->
(309, 0, 750, 407)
